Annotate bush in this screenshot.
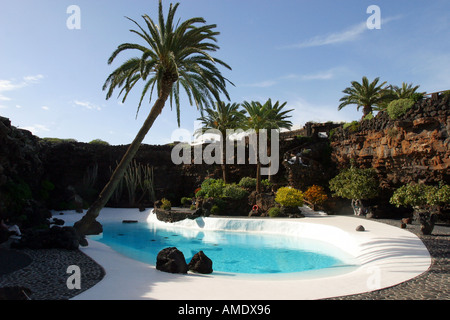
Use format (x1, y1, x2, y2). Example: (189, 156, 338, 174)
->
(89, 139, 110, 146)
(238, 177, 257, 189)
(161, 198, 171, 210)
(343, 121, 360, 132)
(304, 185, 328, 206)
(275, 187, 304, 207)
(429, 184, 450, 206)
(180, 197, 192, 207)
(329, 166, 379, 201)
(210, 205, 221, 215)
(261, 179, 272, 189)
(197, 178, 225, 198)
(223, 184, 248, 200)
(41, 137, 78, 144)
(363, 112, 374, 121)
(268, 207, 281, 217)
(387, 98, 414, 120)
(390, 183, 450, 208)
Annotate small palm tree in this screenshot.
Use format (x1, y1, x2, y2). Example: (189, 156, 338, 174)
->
(195, 102, 245, 183)
(338, 76, 389, 118)
(389, 82, 422, 99)
(75, 1, 232, 236)
(241, 99, 293, 193)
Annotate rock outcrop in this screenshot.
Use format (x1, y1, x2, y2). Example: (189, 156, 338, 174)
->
(0, 117, 50, 227)
(330, 95, 450, 191)
(156, 247, 188, 274)
(188, 251, 213, 274)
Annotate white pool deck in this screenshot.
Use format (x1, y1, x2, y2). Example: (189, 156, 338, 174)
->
(59, 208, 431, 300)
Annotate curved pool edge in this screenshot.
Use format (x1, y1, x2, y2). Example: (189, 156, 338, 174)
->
(60, 208, 431, 300)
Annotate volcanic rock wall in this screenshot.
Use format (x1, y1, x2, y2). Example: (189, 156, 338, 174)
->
(330, 95, 450, 191)
(1, 94, 448, 224)
(0, 116, 50, 226)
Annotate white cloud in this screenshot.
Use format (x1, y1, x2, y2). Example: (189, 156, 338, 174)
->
(0, 74, 44, 101)
(300, 66, 350, 81)
(74, 100, 102, 111)
(23, 74, 44, 83)
(42, 106, 50, 111)
(293, 22, 368, 49)
(285, 16, 402, 49)
(243, 80, 277, 88)
(301, 70, 335, 81)
(289, 97, 356, 126)
(22, 124, 51, 134)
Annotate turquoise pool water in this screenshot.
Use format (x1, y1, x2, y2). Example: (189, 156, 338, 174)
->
(91, 221, 353, 275)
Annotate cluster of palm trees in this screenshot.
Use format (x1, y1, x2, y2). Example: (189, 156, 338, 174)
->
(196, 100, 293, 190)
(74, 1, 292, 235)
(338, 76, 423, 118)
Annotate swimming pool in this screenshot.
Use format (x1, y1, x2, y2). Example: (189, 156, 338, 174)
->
(90, 218, 357, 275)
(62, 208, 431, 299)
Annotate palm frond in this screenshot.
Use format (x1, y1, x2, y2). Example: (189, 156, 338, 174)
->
(103, 0, 233, 122)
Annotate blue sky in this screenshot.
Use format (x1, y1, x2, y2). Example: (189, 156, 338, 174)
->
(1, 0, 449, 145)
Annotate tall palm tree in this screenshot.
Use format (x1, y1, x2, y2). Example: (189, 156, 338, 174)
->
(74, 1, 232, 236)
(338, 76, 389, 118)
(241, 99, 293, 193)
(195, 101, 245, 184)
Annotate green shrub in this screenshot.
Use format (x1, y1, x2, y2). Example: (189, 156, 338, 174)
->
(180, 196, 192, 207)
(195, 188, 207, 198)
(238, 177, 257, 189)
(329, 166, 379, 201)
(89, 139, 110, 146)
(343, 121, 360, 132)
(198, 178, 225, 198)
(390, 183, 450, 209)
(223, 184, 248, 200)
(275, 187, 304, 207)
(210, 205, 221, 215)
(268, 207, 281, 217)
(161, 198, 171, 210)
(41, 137, 78, 144)
(328, 128, 337, 140)
(261, 179, 272, 189)
(213, 198, 228, 212)
(363, 112, 374, 121)
(429, 184, 450, 206)
(387, 98, 415, 120)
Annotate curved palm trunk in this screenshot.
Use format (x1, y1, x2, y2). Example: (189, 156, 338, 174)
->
(74, 80, 174, 237)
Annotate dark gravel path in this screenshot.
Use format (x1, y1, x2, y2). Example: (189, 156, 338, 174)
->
(327, 218, 450, 300)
